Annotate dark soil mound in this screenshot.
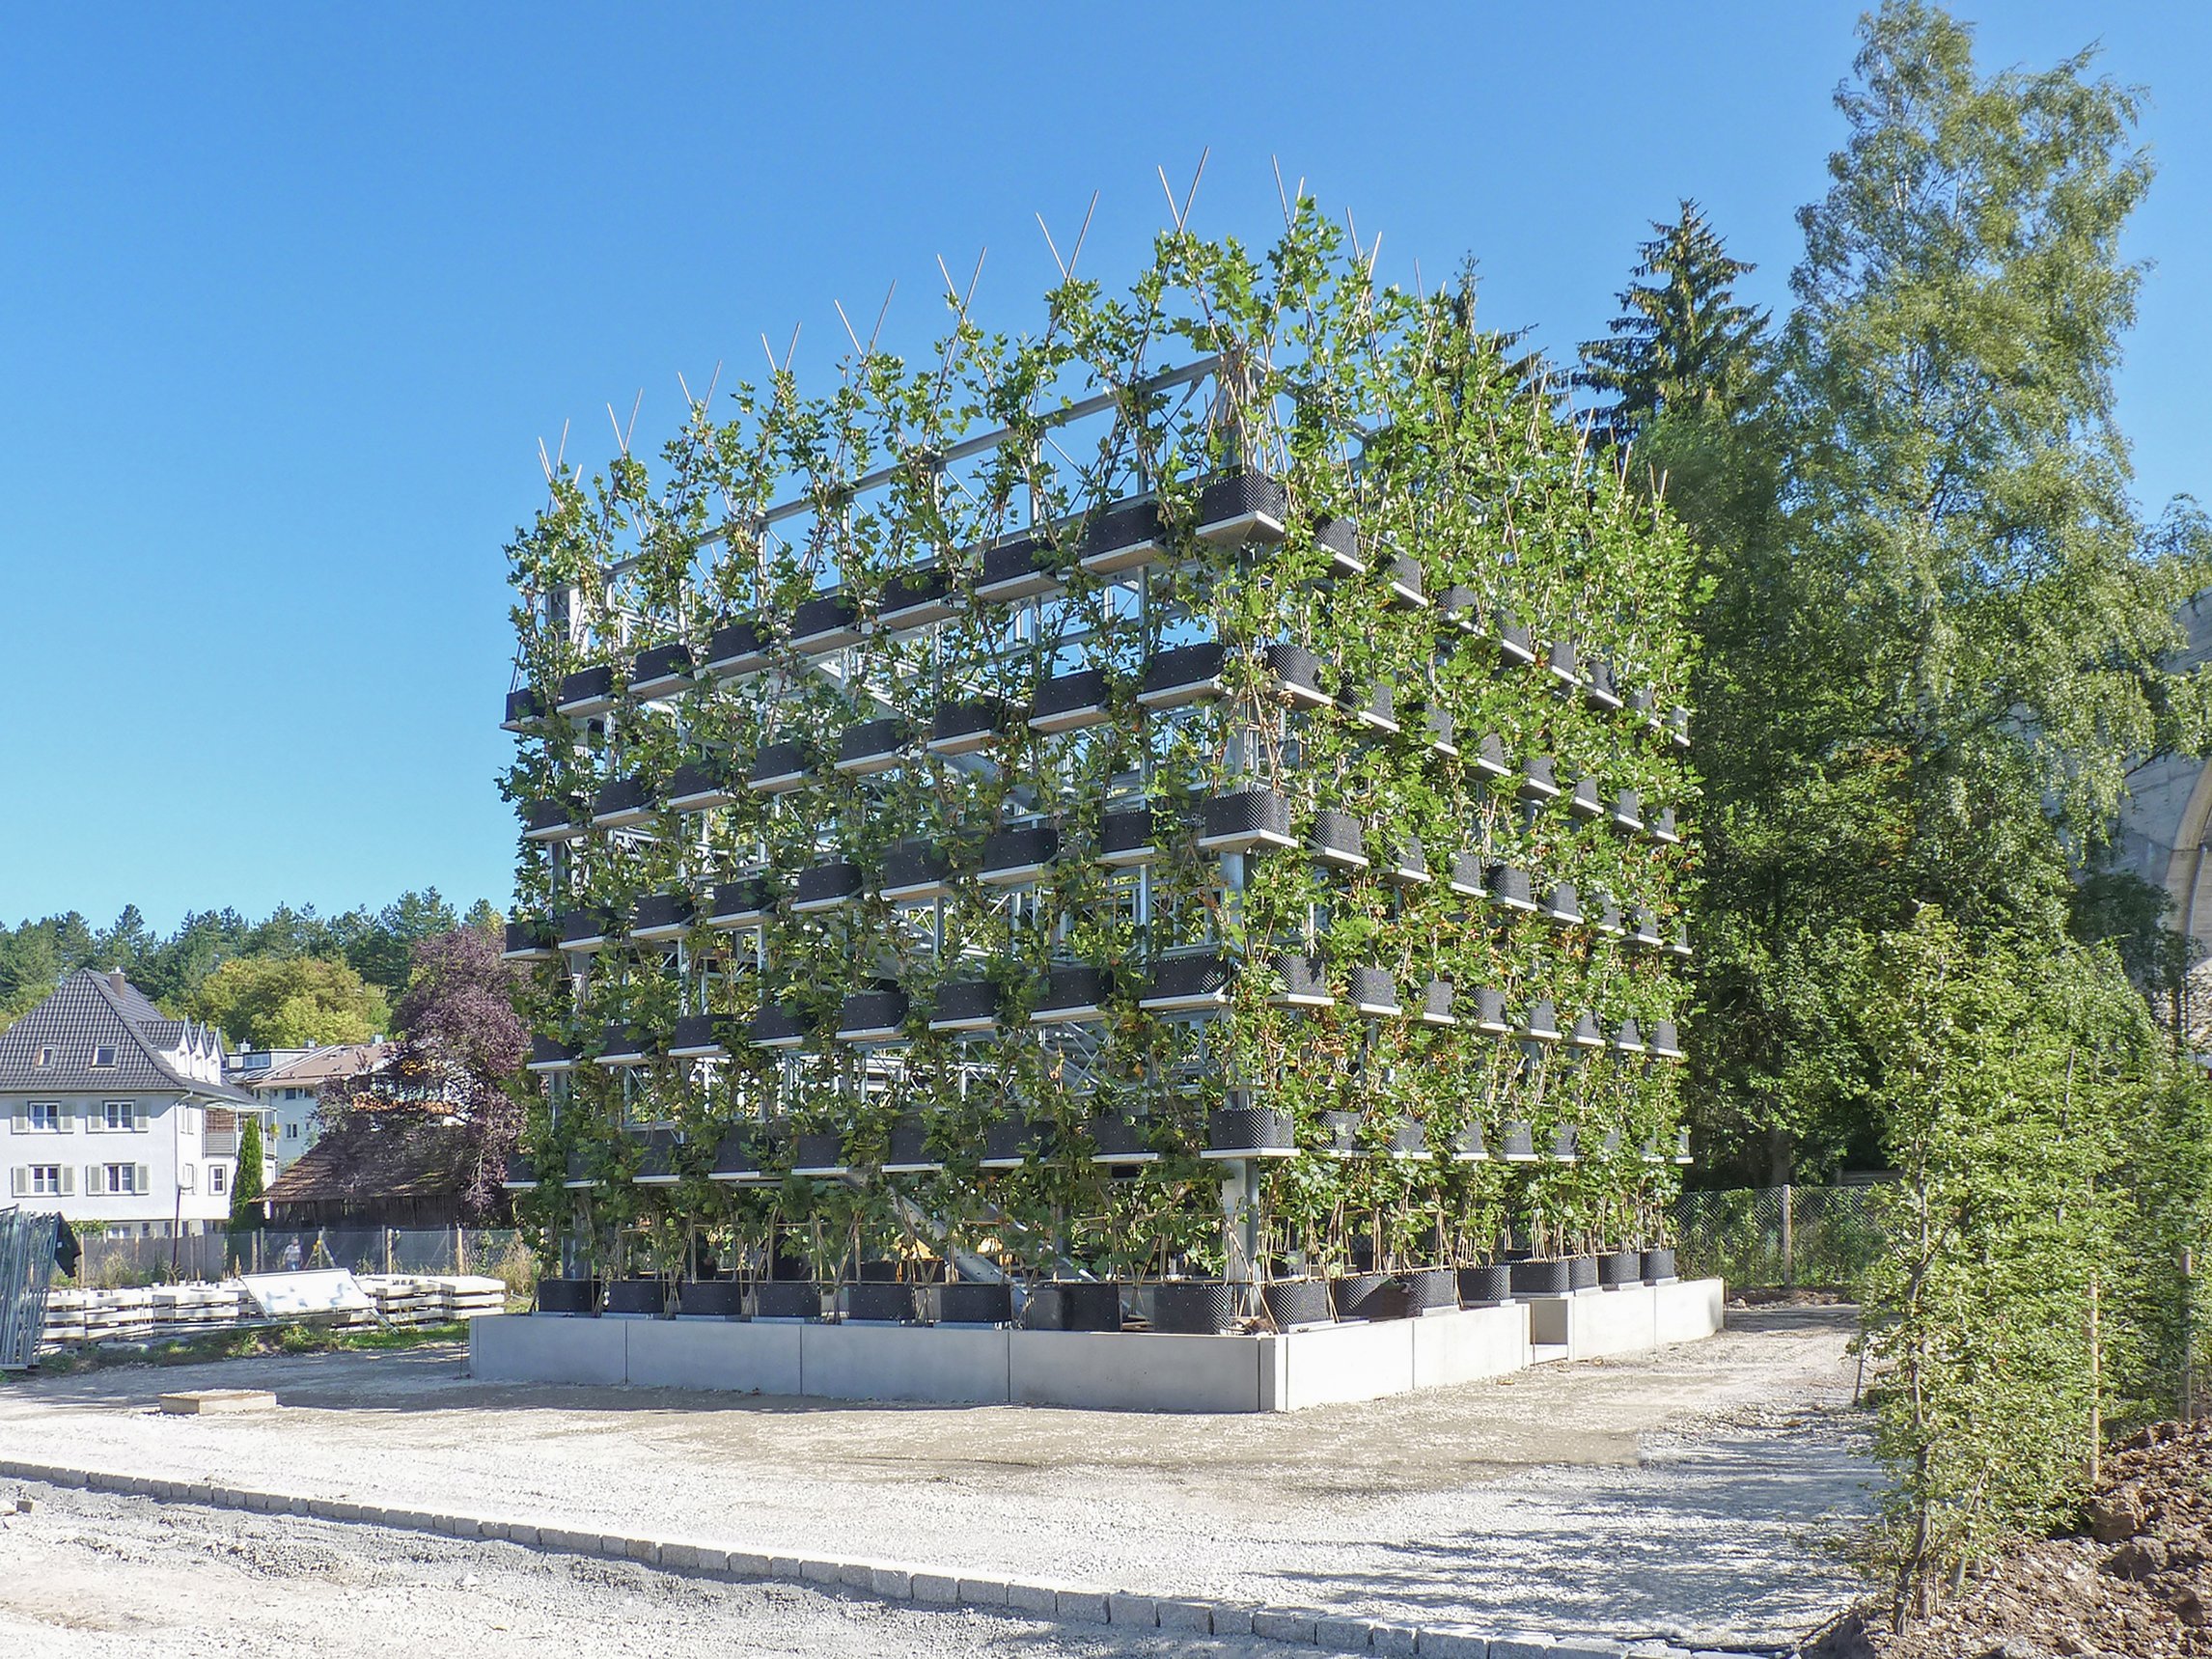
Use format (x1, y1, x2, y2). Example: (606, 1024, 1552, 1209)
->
(1803, 1421, 2212, 1658)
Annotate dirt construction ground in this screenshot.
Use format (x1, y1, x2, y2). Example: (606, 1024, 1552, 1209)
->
(0, 1305, 1876, 1655)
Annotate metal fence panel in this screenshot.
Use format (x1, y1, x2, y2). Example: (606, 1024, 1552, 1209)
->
(66, 1228, 527, 1290)
(1669, 1185, 1886, 1290)
(0, 1209, 59, 1369)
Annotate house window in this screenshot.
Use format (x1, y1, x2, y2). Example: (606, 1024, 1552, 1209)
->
(104, 1163, 140, 1195)
(90, 1046, 116, 1068)
(25, 1102, 61, 1132)
(286, 1122, 300, 1141)
(101, 1101, 136, 1132)
(32, 1047, 51, 1067)
(209, 1166, 227, 1195)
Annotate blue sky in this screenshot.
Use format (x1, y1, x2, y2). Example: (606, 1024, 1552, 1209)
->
(4, 3, 2206, 933)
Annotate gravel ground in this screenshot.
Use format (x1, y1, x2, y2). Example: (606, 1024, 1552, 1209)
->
(0, 1482, 1284, 1658)
(0, 1305, 1877, 1649)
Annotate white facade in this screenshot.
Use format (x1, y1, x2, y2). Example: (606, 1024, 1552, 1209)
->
(6, 1093, 239, 1234)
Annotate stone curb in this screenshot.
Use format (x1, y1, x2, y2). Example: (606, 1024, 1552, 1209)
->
(0, 1456, 1760, 1659)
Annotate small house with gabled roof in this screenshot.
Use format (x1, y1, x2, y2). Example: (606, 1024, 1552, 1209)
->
(0, 968, 260, 1235)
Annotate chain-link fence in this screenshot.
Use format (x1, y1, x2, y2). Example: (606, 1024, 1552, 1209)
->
(67, 1228, 533, 1294)
(1669, 1185, 1886, 1290)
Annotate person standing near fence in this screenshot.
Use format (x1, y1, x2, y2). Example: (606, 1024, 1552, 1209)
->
(281, 1237, 302, 1272)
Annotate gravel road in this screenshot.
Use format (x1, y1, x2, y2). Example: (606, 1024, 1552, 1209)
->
(0, 1304, 1877, 1650)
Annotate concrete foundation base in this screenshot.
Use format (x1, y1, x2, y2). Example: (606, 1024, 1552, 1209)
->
(469, 1280, 1724, 1414)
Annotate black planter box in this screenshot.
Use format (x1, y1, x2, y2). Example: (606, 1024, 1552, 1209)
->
(791, 1133, 848, 1175)
(1198, 787, 1292, 852)
(1499, 1120, 1539, 1161)
(979, 821, 1060, 885)
(1650, 1019, 1685, 1060)
(1544, 881, 1584, 926)
(1568, 1010, 1607, 1050)
(1417, 978, 1456, 1027)
(748, 738, 812, 794)
(1035, 1281, 1121, 1332)
(1265, 642, 1330, 707)
(1261, 1278, 1334, 1328)
(1417, 702, 1457, 756)
(1032, 964, 1110, 1023)
(1469, 987, 1512, 1035)
(1566, 1255, 1599, 1292)
(630, 1129, 678, 1184)
(592, 775, 655, 829)
(938, 1282, 1013, 1325)
(884, 1116, 941, 1172)
(791, 860, 863, 913)
(705, 616, 772, 677)
(558, 907, 621, 953)
(1449, 1121, 1488, 1161)
(556, 664, 617, 717)
(879, 841, 954, 902)
(1385, 836, 1430, 888)
(1599, 1249, 1643, 1288)
(1585, 657, 1623, 710)
(1347, 967, 1401, 1019)
(1136, 641, 1227, 708)
(843, 1282, 918, 1323)
(537, 1277, 599, 1315)
(1381, 552, 1427, 609)
(501, 918, 557, 962)
(597, 1022, 652, 1066)
(974, 533, 1063, 603)
(1203, 1106, 1294, 1159)
(1567, 777, 1605, 819)
(981, 1118, 1049, 1167)
(1079, 499, 1167, 574)
(1310, 809, 1369, 870)
(1631, 906, 1666, 947)
(705, 876, 775, 929)
(750, 1004, 809, 1049)
(1471, 732, 1514, 779)
(1447, 849, 1487, 899)
(1319, 1109, 1364, 1157)
(502, 1151, 539, 1191)
(630, 891, 695, 942)
(527, 1035, 578, 1072)
(1612, 1016, 1646, 1054)
(630, 641, 695, 701)
(755, 1281, 825, 1320)
(1436, 583, 1479, 631)
(1264, 951, 1332, 1009)
(927, 979, 1003, 1034)
(1386, 1117, 1430, 1159)
(834, 717, 908, 775)
(877, 564, 960, 630)
(1493, 617, 1537, 667)
(1490, 866, 1538, 913)
(1611, 788, 1645, 832)
(1196, 471, 1289, 544)
(604, 1279, 665, 1316)
(1140, 951, 1231, 1013)
(1545, 637, 1582, 693)
(1028, 667, 1111, 733)
(502, 687, 544, 732)
(1150, 1281, 1239, 1335)
(676, 1280, 745, 1318)
(664, 758, 739, 813)
(927, 698, 1012, 756)
(1399, 1265, 1457, 1313)
(710, 1125, 762, 1181)
(1332, 1271, 1401, 1322)
(668, 1013, 732, 1059)
(1509, 1258, 1571, 1297)
(1518, 755, 1561, 801)
(835, 988, 909, 1043)
(1097, 805, 1158, 867)
(1341, 680, 1398, 734)
(1641, 1248, 1678, 1284)
(1313, 514, 1365, 575)
(1088, 1114, 1154, 1163)
(1551, 1125, 1581, 1163)
(1650, 805, 1681, 845)
(521, 798, 583, 843)
(788, 592, 863, 654)
(1458, 1263, 1513, 1305)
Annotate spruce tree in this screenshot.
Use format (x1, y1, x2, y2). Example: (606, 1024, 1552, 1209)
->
(229, 1115, 265, 1230)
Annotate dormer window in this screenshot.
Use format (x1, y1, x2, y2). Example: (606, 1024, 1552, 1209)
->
(91, 1046, 116, 1068)
(32, 1047, 51, 1067)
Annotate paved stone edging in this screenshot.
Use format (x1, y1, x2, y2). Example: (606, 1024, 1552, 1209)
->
(0, 1455, 1771, 1659)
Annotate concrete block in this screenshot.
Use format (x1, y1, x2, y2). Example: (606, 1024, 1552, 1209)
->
(1371, 1623, 1421, 1655)
(307, 1498, 341, 1519)
(958, 1577, 1012, 1606)
(1411, 1304, 1531, 1390)
(1157, 1598, 1213, 1632)
(1549, 1644, 1628, 1659)
(768, 1555, 809, 1580)
(803, 1321, 1010, 1405)
(506, 1524, 542, 1547)
(1057, 1589, 1111, 1623)
(1652, 1279, 1725, 1345)
(470, 1313, 628, 1387)
(159, 1388, 276, 1416)
(1279, 1318, 1416, 1410)
(1316, 1615, 1376, 1650)
(1107, 1592, 1158, 1626)
(1485, 1635, 1559, 1659)
(1007, 1581, 1058, 1615)
(912, 1572, 959, 1604)
(800, 1559, 843, 1586)
(187, 1482, 216, 1505)
(1414, 1630, 1490, 1658)
(1208, 1604, 1257, 1636)
(1255, 1610, 1321, 1644)
(539, 1526, 596, 1555)
(869, 1566, 913, 1598)
(839, 1562, 876, 1590)
(626, 1317, 802, 1396)
(725, 1550, 770, 1577)
(1009, 1328, 1264, 1413)
(660, 1542, 700, 1571)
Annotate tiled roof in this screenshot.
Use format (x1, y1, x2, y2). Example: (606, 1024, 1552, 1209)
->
(238, 1041, 396, 1092)
(0, 968, 255, 1103)
(263, 1112, 473, 1203)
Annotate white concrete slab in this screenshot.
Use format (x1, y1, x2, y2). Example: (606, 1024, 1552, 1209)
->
(470, 1312, 627, 1386)
(1009, 1328, 1263, 1412)
(1277, 1317, 1415, 1409)
(1410, 1303, 1531, 1388)
(1653, 1278, 1726, 1345)
(626, 1316, 803, 1395)
(804, 1322, 1010, 1404)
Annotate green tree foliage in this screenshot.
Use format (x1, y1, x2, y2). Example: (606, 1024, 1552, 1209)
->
(229, 1115, 265, 1231)
(182, 955, 394, 1049)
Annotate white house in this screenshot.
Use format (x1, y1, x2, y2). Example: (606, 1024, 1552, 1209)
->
(0, 968, 259, 1236)
(235, 1041, 393, 1176)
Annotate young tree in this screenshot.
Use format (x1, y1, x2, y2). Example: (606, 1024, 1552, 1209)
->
(229, 1115, 266, 1231)
(183, 954, 393, 1048)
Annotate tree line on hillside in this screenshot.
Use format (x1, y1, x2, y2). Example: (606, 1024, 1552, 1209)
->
(1577, 0, 2212, 1625)
(0, 891, 503, 1048)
